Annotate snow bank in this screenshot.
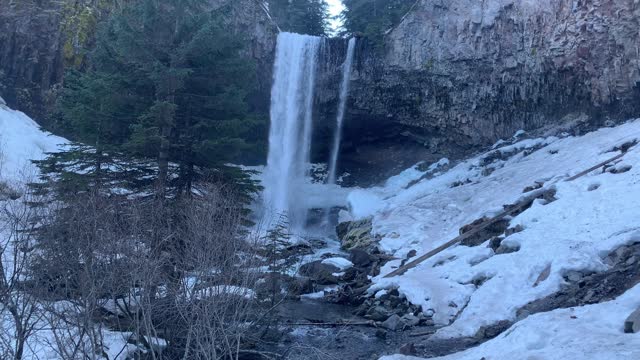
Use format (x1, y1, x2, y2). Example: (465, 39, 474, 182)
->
(382, 284, 640, 360)
(0, 104, 67, 183)
(346, 119, 640, 339)
(322, 257, 354, 270)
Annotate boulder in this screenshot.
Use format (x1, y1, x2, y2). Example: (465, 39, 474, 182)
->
(298, 261, 340, 285)
(336, 217, 375, 251)
(401, 314, 420, 327)
(399, 343, 417, 356)
(381, 314, 404, 331)
(349, 248, 373, 267)
(366, 306, 392, 322)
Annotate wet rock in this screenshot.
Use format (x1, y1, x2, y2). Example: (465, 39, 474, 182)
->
(609, 164, 632, 174)
(381, 314, 404, 331)
(341, 267, 359, 282)
(401, 314, 420, 327)
(349, 248, 373, 267)
(288, 277, 314, 296)
(505, 224, 525, 237)
(399, 343, 417, 356)
(375, 329, 387, 340)
(496, 243, 520, 254)
(460, 217, 510, 247)
(298, 261, 340, 285)
(336, 218, 376, 251)
(366, 306, 392, 322)
(474, 320, 513, 340)
(488, 236, 504, 251)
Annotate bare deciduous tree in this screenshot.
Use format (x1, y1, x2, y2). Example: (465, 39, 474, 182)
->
(0, 180, 44, 359)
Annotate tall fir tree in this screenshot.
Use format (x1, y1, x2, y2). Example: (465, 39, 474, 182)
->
(341, 0, 415, 47)
(269, 0, 329, 36)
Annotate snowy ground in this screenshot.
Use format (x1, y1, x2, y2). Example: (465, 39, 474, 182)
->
(382, 284, 640, 360)
(344, 119, 640, 358)
(0, 104, 143, 359)
(0, 103, 67, 182)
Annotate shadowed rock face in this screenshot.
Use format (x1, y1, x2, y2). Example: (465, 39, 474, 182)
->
(0, 0, 66, 123)
(318, 0, 640, 184)
(0, 0, 278, 123)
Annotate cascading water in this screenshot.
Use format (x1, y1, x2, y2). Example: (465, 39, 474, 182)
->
(262, 33, 321, 229)
(326, 38, 356, 187)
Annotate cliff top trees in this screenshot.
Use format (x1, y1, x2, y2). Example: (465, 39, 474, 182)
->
(269, 0, 329, 36)
(341, 0, 415, 45)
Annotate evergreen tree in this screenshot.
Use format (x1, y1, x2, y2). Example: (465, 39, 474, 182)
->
(269, 0, 329, 36)
(42, 0, 263, 200)
(341, 0, 415, 46)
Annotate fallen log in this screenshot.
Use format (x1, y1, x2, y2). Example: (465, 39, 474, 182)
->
(383, 147, 633, 278)
(383, 190, 549, 278)
(624, 308, 640, 333)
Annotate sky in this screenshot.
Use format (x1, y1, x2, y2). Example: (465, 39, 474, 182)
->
(325, 0, 345, 34)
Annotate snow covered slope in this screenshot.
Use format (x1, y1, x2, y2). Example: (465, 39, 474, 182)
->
(383, 284, 640, 360)
(0, 102, 67, 183)
(344, 119, 640, 355)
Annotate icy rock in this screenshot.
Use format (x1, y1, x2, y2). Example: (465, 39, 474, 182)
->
(321, 257, 353, 270)
(565, 270, 584, 282)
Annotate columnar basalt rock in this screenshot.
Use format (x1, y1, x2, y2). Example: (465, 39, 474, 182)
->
(0, 0, 66, 122)
(325, 0, 640, 182)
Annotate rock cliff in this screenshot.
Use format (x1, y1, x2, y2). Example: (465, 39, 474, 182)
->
(328, 0, 640, 182)
(0, 0, 278, 123)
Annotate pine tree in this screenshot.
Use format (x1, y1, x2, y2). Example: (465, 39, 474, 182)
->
(42, 0, 263, 201)
(269, 0, 329, 36)
(341, 0, 415, 47)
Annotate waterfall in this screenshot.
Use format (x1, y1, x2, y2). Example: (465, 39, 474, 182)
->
(262, 33, 321, 229)
(326, 37, 356, 187)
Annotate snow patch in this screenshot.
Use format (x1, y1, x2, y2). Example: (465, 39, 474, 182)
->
(346, 119, 640, 340)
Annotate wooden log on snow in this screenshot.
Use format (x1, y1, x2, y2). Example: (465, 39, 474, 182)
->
(383, 147, 635, 279)
(565, 152, 626, 181)
(383, 189, 551, 278)
(624, 308, 640, 333)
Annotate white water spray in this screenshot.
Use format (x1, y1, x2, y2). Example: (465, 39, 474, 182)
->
(262, 33, 321, 229)
(326, 37, 356, 187)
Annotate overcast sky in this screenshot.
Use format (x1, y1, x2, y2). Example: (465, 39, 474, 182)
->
(325, 0, 345, 34)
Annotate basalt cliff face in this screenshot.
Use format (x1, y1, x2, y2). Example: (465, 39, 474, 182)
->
(0, 0, 66, 123)
(323, 0, 640, 183)
(0, 0, 278, 123)
(3, 0, 640, 183)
